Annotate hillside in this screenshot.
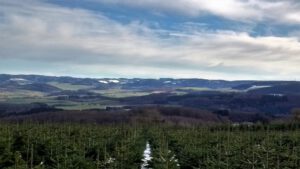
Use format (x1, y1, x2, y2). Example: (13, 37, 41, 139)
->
(0, 74, 299, 124)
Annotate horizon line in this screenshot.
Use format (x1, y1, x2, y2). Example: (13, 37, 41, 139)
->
(1, 73, 299, 82)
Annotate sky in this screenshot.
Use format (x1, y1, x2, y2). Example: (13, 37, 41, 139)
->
(1, 0, 300, 80)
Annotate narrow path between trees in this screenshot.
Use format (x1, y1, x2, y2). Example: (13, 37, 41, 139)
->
(141, 141, 152, 169)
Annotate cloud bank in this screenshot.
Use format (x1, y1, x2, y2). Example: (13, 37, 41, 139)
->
(0, 0, 300, 80)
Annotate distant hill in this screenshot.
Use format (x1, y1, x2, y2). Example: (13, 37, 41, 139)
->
(248, 82, 300, 95)
(0, 74, 299, 123)
(0, 80, 61, 92)
(0, 74, 299, 94)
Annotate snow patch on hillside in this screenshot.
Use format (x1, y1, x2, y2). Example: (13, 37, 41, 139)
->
(98, 80, 108, 84)
(108, 79, 119, 83)
(98, 79, 120, 84)
(247, 85, 271, 90)
(10, 78, 27, 81)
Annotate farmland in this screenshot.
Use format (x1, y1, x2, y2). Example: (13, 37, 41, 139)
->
(47, 82, 93, 91)
(1, 75, 300, 114)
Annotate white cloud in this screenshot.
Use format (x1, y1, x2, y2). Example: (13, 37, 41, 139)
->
(0, 0, 300, 80)
(98, 0, 300, 24)
(97, 0, 260, 20)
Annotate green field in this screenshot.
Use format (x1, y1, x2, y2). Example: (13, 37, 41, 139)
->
(92, 89, 152, 98)
(47, 82, 93, 91)
(54, 100, 121, 110)
(0, 89, 121, 110)
(176, 87, 240, 93)
(0, 90, 45, 100)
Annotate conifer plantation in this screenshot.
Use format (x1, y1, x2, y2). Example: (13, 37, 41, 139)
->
(1, 123, 300, 169)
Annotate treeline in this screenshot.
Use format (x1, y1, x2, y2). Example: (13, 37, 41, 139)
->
(0, 103, 60, 117)
(1, 106, 227, 125)
(1, 105, 281, 126)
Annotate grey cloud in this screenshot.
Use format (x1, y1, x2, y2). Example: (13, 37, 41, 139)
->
(0, 0, 300, 80)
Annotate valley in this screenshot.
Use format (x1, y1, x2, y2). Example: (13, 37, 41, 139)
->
(0, 74, 299, 124)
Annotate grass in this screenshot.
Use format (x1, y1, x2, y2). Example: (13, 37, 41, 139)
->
(92, 89, 152, 98)
(0, 88, 123, 110)
(2, 96, 63, 105)
(55, 102, 107, 110)
(0, 90, 47, 103)
(3, 96, 122, 110)
(177, 87, 213, 91)
(54, 100, 121, 110)
(177, 87, 240, 93)
(0, 90, 45, 98)
(47, 82, 93, 91)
